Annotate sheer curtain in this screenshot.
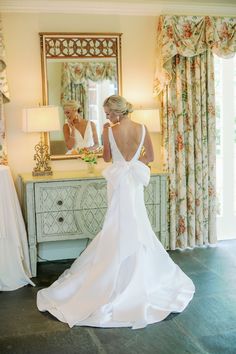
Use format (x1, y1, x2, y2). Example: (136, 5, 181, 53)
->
(215, 55, 236, 240)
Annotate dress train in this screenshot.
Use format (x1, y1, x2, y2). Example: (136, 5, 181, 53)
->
(37, 125, 195, 329)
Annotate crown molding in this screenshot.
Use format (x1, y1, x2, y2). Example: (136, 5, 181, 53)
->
(0, 0, 236, 16)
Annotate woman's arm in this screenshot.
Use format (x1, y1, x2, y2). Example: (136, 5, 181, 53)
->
(63, 123, 75, 150)
(139, 125, 154, 165)
(102, 123, 112, 162)
(90, 121, 99, 149)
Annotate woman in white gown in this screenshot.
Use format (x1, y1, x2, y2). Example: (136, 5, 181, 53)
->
(63, 100, 99, 154)
(37, 95, 195, 329)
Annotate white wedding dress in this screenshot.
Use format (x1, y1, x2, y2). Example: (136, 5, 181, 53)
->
(37, 125, 195, 329)
(66, 121, 94, 154)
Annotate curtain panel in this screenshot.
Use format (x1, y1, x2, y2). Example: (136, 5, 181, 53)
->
(162, 51, 216, 249)
(154, 15, 236, 249)
(0, 15, 10, 165)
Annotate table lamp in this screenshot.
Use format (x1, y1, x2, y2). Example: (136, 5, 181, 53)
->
(22, 106, 60, 176)
(131, 109, 161, 132)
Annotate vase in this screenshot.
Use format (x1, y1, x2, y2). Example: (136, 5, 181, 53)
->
(87, 162, 95, 174)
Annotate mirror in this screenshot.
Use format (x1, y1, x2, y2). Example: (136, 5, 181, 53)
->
(39, 32, 122, 159)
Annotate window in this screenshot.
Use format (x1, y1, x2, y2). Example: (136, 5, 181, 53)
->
(87, 80, 117, 144)
(215, 55, 236, 240)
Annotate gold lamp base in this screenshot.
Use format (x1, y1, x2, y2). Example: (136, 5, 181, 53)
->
(32, 133, 53, 176)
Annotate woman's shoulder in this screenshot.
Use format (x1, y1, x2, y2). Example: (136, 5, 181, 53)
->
(129, 120, 145, 130)
(131, 120, 142, 126)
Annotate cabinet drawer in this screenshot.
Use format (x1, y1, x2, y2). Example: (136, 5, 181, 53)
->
(36, 204, 159, 241)
(35, 180, 107, 213)
(76, 208, 107, 236)
(36, 208, 107, 242)
(146, 204, 160, 232)
(144, 177, 160, 205)
(35, 178, 159, 213)
(36, 210, 82, 241)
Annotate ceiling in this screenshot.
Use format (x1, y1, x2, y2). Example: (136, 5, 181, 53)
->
(0, 0, 236, 16)
(31, 0, 236, 4)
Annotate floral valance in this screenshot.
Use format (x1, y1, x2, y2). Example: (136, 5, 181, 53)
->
(62, 60, 117, 87)
(154, 15, 236, 95)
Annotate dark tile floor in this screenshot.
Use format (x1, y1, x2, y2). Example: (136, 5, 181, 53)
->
(1, 240, 236, 354)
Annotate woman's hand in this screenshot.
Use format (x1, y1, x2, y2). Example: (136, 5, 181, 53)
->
(68, 119, 76, 128)
(138, 155, 150, 166)
(103, 122, 110, 130)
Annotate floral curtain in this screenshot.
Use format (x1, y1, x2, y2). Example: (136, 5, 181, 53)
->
(61, 61, 117, 119)
(154, 15, 236, 249)
(154, 16, 236, 96)
(0, 14, 10, 165)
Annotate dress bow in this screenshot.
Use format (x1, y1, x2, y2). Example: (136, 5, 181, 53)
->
(103, 160, 150, 189)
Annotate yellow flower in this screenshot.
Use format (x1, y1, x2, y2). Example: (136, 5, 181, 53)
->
(78, 148, 98, 164)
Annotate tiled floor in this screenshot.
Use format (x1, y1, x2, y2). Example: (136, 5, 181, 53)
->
(1, 240, 236, 354)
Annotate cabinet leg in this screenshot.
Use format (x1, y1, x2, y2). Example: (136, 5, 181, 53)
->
(29, 245, 37, 277)
(160, 231, 169, 250)
(86, 238, 92, 247)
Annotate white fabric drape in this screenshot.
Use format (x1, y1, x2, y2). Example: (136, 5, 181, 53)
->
(0, 14, 10, 165)
(0, 166, 35, 290)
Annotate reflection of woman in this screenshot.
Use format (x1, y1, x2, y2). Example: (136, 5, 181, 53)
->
(63, 100, 99, 154)
(37, 95, 195, 329)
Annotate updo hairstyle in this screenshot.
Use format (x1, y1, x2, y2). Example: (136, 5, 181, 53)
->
(63, 100, 83, 114)
(103, 95, 133, 116)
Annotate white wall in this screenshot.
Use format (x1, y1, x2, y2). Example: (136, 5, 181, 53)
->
(2, 12, 161, 260)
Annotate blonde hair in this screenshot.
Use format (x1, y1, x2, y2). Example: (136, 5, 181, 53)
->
(103, 95, 133, 116)
(63, 100, 82, 112)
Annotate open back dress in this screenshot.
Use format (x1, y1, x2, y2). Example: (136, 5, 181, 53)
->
(37, 124, 195, 329)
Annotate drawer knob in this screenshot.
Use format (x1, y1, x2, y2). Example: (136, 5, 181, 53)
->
(57, 200, 63, 206)
(58, 217, 64, 222)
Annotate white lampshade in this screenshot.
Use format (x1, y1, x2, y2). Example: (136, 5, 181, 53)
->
(22, 106, 60, 132)
(132, 109, 160, 132)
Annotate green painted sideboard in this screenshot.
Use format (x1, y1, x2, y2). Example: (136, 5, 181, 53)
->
(19, 169, 168, 276)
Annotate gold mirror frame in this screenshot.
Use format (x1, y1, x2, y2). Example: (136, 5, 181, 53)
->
(39, 32, 122, 160)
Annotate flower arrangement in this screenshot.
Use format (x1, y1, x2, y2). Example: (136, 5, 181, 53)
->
(78, 148, 98, 165)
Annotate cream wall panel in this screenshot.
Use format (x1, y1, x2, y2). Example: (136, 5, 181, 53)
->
(2, 12, 161, 181)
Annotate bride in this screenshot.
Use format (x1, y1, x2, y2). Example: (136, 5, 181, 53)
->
(37, 95, 195, 329)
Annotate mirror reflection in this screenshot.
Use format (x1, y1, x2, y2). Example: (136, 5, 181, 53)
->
(39, 33, 122, 159)
(62, 99, 99, 155)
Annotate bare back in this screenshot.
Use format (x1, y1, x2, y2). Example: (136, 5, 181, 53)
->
(103, 117, 154, 164)
(111, 120, 143, 161)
